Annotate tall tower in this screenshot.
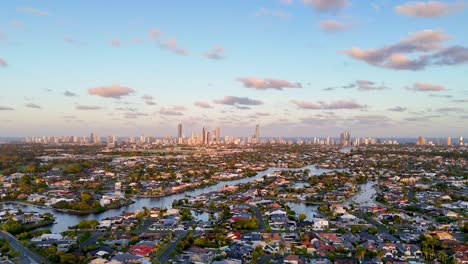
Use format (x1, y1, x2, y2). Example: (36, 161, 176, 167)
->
(202, 126, 207, 144)
(177, 123, 182, 139)
(417, 136, 426, 145)
(446, 136, 451, 146)
(216, 127, 221, 143)
(340, 131, 350, 146)
(255, 124, 259, 144)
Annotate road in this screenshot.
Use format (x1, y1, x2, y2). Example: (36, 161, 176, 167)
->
(0, 230, 50, 264)
(157, 231, 187, 264)
(248, 204, 266, 232)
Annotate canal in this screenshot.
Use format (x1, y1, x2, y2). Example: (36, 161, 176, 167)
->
(3, 164, 345, 233)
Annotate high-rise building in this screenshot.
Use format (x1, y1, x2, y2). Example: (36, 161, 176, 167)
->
(446, 136, 451, 145)
(178, 123, 182, 139)
(207, 132, 211, 144)
(202, 126, 207, 144)
(340, 131, 350, 146)
(255, 124, 259, 144)
(216, 127, 220, 143)
(459, 136, 464, 145)
(416, 136, 426, 145)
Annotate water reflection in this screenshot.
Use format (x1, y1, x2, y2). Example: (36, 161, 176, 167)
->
(2, 164, 344, 233)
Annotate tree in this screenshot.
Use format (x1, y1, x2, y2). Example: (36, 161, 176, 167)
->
(298, 213, 307, 222)
(77, 220, 99, 230)
(64, 164, 82, 174)
(1, 219, 24, 235)
(279, 243, 286, 255)
(438, 251, 448, 264)
(376, 249, 384, 260)
(355, 246, 366, 262)
(80, 192, 92, 204)
(368, 227, 378, 235)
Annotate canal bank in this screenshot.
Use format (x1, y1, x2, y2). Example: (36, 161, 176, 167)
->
(1, 164, 355, 233)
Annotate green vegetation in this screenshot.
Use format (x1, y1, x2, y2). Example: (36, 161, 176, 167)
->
(77, 220, 99, 230)
(0, 238, 19, 259)
(1, 219, 25, 235)
(231, 217, 259, 231)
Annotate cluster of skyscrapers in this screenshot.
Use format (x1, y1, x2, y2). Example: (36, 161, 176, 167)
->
(22, 126, 464, 147)
(416, 136, 465, 146)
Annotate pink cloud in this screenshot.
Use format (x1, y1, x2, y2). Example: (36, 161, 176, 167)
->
(406, 82, 446, 91)
(194, 101, 213, 108)
(395, 1, 465, 17)
(88, 84, 135, 99)
(214, 96, 263, 106)
(255, 7, 290, 19)
(17, 6, 48, 16)
(303, 0, 349, 12)
(142, 95, 156, 105)
(148, 28, 161, 39)
(173, 105, 186, 111)
(111, 39, 121, 47)
(160, 37, 188, 56)
(76, 105, 103, 110)
(204, 46, 225, 60)
(64, 37, 76, 44)
(63, 37, 82, 46)
(342, 29, 468, 70)
(356, 80, 387, 91)
(237, 77, 302, 90)
(159, 106, 186, 116)
(142, 95, 154, 100)
(319, 20, 351, 32)
(291, 99, 365, 109)
(0, 58, 7, 67)
(11, 20, 24, 30)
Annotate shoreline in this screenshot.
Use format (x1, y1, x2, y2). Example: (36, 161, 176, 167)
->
(1, 199, 136, 215)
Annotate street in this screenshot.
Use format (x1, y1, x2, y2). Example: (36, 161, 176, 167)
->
(0, 230, 50, 264)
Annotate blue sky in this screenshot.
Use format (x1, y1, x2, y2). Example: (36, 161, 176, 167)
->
(0, 0, 467, 138)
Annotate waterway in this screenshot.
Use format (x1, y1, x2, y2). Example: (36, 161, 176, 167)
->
(345, 181, 378, 207)
(2, 164, 345, 233)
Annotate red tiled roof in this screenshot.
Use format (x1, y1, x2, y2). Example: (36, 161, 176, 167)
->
(130, 245, 154, 256)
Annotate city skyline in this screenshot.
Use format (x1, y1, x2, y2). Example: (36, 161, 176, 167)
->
(21, 123, 466, 147)
(1, 1, 468, 137)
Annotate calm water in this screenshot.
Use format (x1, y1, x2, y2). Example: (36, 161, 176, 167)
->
(3, 164, 342, 233)
(345, 181, 377, 206)
(286, 202, 318, 221)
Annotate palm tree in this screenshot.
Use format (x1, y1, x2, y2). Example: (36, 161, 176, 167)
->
(438, 251, 448, 264)
(376, 249, 384, 261)
(355, 246, 366, 263)
(279, 243, 286, 255)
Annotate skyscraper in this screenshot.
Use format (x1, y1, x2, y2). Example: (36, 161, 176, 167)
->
(340, 131, 350, 146)
(202, 126, 207, 144)
(177, 123, 182, 140)
(447, 136, 451, 146)
(417, 136, 426, 145)
(255, 124, 259, 144)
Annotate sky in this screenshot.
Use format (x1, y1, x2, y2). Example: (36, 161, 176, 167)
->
(0, 0, 467, 138)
